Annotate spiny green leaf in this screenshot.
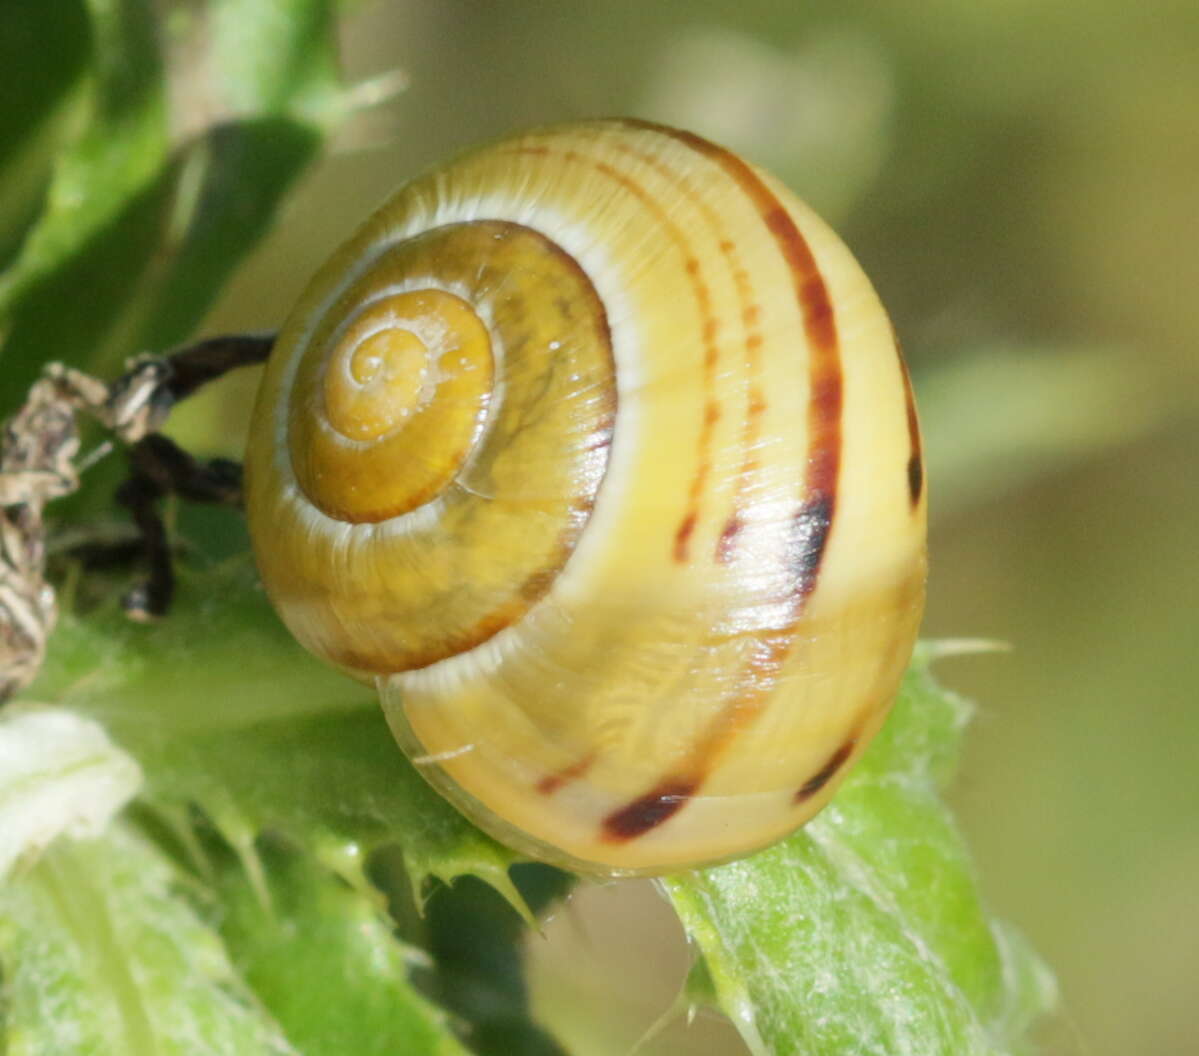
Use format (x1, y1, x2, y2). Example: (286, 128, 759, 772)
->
(30, 557, 527, 911)
(665, 651, 1057, 1056)
(215, 839, 472, 1056)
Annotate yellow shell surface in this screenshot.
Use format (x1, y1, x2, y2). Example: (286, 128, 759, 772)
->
(245, 119, 927, 875)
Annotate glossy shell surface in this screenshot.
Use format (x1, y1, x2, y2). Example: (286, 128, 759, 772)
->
(245, 119, 927, 875)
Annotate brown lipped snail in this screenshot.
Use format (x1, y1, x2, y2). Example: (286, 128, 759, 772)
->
(244, 119, 927, 876)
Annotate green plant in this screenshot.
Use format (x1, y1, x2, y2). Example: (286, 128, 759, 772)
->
(0, 4, 1056, 1053)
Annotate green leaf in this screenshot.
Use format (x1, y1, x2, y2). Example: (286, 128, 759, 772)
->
(121, 0, 346, 357)
(30, 557, 527, 911)
(21, 556, 552, 1051)
(215, 839, 471, 1056)
(0, 0, 168, 410)
(205, 0, 343, 121)
(0, 0, 344, 410)
(664, 649, 1057, 1056)
(0, 823, 296, 1055)
(0, 0, 91, 267)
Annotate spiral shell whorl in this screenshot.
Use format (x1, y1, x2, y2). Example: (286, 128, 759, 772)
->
(246, 120, 927, 874)
(293, 287, 494, 522)
(250, 212, 617, 678)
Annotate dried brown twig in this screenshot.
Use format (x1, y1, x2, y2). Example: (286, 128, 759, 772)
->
(0, 336, 273, 702)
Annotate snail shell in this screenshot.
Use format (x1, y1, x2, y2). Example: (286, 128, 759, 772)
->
(245, 119, 926, 875)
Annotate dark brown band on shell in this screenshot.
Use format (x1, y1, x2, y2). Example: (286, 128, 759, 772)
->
(627, 120, 843, 587)
(898, 346, 923, 507)
(597, 120, 847, 840)
(795, 739, 857, 802)
(600, 137, 772, 567)
(601, 778, 699, 842)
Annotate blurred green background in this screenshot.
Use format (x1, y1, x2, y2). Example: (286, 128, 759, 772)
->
(6, 1, 1198, 1053)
